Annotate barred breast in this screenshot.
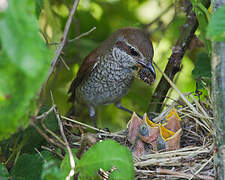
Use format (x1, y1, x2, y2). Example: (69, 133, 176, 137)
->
(76, 54, 134, 107)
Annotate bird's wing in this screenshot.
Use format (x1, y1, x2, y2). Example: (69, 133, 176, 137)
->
(68, 49, 99, 102)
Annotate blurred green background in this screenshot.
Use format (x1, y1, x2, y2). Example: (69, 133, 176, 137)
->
(0, 0, 210, 135)
(0, 0, 214, 178)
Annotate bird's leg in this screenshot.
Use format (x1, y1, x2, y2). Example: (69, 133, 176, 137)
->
(116, 102, 133, 115)
(115, 102, 143, 119)
(89, 106, 97, 127)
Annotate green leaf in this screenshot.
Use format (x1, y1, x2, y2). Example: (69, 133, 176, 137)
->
(60, 149, 79, 179)
(191, 0, 211, 52)
(41, 151, 64, 180)
(0, 53, 34, 138)
(10, 151, 61, 180)
(22, 106, 58, 153)
(10, 153, 43, 180)
(0, 0, 51, 77)
(192, 52, 211, 79)
(207, 4, 225, 42)
(42, 160, 65, 180)
(0, 0, 53, 139)
(0, 163, 9, 180)
(77, 140, 134, 180)
(38, 105, 59, 131)
(35, 0, 43, 18)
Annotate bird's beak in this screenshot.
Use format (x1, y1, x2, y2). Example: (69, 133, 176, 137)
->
(136, 60, 156, 79)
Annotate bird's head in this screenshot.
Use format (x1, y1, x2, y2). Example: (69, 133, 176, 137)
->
(110, 27, 156, 85)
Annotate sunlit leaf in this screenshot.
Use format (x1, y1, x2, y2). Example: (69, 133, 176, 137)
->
(77, 140, 134, 180)
(0, 0, 53, 139)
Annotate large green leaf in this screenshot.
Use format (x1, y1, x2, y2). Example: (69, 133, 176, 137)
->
(191, 0, 211, 52)
(207, 4, 225, 42)
(41, 160, 65, 180)
(192, 52, 211, 79)
(0, 0, 53, 139)
(10, 151, 61, 180)
(76, 140, 134, 180)
(10, 153, 43, 180)
(41, 151, 64, 180)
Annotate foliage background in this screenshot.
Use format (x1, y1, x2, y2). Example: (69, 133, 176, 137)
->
(0, 0, 220, 179)
(44, 0, 199, 129)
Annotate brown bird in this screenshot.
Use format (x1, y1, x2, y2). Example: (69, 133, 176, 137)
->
(68, 27, 156, 126)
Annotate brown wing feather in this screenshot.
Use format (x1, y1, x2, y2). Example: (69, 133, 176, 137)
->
(68, 49, 99, 102)
(68, 27, 145, 102)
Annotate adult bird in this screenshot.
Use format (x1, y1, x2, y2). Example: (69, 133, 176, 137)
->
(68, 27, 156, 126)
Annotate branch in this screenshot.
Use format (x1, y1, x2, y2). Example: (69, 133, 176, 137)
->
(36, 0, 81, 117)
(67, 26, 96, 44)
(147, 0, 210, 114)
(153, 62, 211, 132)
(50, 91, 76, 180)
(47, 0, 80, 81)
(61, 115, 126, 138)
(30, 118, 65, 149)
(211, 1, 225, 179)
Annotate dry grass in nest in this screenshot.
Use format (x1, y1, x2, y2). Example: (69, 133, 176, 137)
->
(61, 66, 214, 179)
(131, 101, 214, 180)
(63, 96, 215, 179)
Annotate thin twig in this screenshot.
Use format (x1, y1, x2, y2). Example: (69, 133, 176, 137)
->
(50, 91, 75, 180)
(67, 26, 96, 43)
(35, 105, 55, 119)
(156, 168, 214, 180)
(190, 94, 211, 119)
(190, 94, 213, 129)
(35, 106, 66, 145)
(189, 156, 213, 180)
(179, 112, 211, 132)
(30, 118, 65, 149)
(35, 148, 47, 163)
(40, 30, 49, 45)
(135, 149, 210, 167)
(153, 63, 199, 116)
(153, 62, 212, 133)
(47, 0, 80, 80)
(41, 146, 64, 160)
(40, 114, 66, 146)
(47, 27, 97, 46)
(59, 56, 70, 71)
(148, 0, 210, 113)
(61, 116, 108, 133)
(61, 115, 125, 138)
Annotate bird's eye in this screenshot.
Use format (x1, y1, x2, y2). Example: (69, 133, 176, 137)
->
(130, 47, 139, 56)
(131, 66, 138, 71)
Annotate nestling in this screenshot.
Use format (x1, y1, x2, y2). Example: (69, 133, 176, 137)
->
(68, 27, 156, 125)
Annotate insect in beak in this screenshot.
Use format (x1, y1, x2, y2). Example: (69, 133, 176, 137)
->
(136, 60, 156, 84)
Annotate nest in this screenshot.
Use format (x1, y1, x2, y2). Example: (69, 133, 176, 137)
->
(132, 100, 214, 180)
(60, 65, 214, 179)
(62, 92, 214, 180)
